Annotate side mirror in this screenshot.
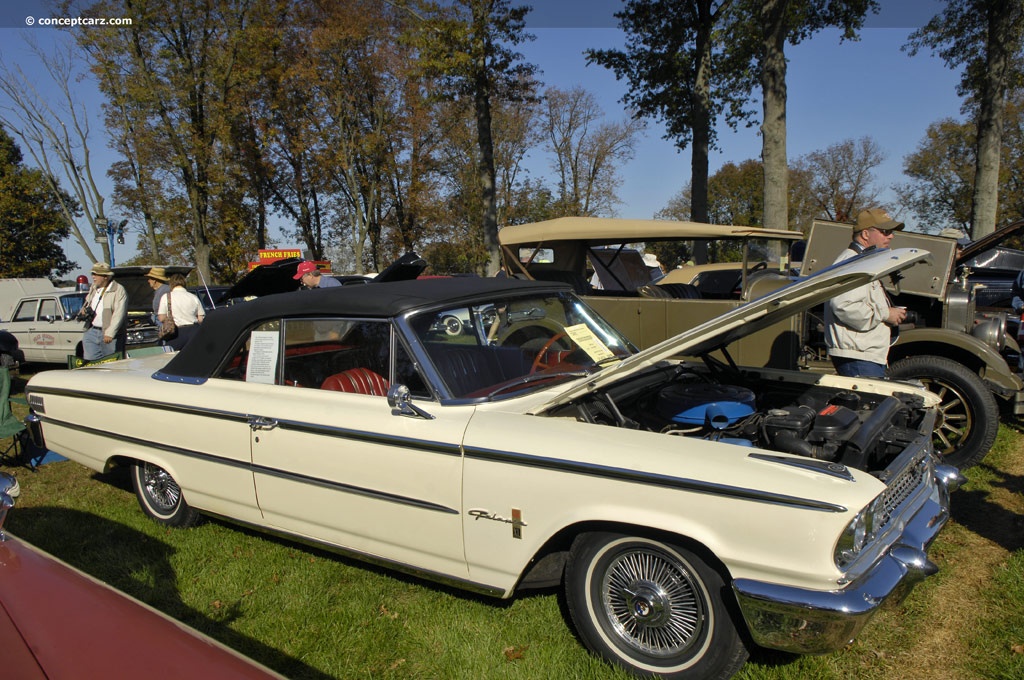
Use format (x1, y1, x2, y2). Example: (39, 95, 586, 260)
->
(387, 384, 435, 420)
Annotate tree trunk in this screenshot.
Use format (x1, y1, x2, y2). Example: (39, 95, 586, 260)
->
(970, 4, 1013, 239)
(474, 71, 500, 276)
(760, 0, 789, 230)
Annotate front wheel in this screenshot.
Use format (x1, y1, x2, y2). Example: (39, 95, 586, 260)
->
(565, 532, 748, 679)
(130, 461, 200, 527)
(441, 315, 463, 336)
(888, 355, 999, 469)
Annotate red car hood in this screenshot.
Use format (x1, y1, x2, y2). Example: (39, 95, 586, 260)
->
(0, 533, 283, 679)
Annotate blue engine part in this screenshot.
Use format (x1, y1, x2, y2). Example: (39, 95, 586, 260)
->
(656, 383, 756, 429)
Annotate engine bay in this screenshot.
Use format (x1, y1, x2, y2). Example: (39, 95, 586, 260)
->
(554, 363, 932, 473)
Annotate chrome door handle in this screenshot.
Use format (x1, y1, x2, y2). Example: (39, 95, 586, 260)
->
(248, 416, 279, 431)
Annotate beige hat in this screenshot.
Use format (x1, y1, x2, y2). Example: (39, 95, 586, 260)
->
(855, 208, 905, 233)
(91, 262, 114, 276)
(145, 266, 169, 283)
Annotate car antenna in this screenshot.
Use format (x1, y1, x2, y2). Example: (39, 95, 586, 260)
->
(194, 265, 217, 309)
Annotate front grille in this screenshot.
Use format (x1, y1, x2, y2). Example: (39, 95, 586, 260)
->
(876, 452, 929, 528)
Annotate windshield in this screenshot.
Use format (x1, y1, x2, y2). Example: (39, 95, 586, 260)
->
(61, 293, 87, 318)
(407, 292, 635, 399)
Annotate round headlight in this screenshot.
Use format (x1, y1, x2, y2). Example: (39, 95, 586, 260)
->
(835, 503, 880, 570)
(972, 315, 1006, 351)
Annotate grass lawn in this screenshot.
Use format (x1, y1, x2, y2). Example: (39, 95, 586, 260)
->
(3, 368, 1024, 679)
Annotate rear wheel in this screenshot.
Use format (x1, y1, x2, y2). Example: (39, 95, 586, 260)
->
(565, 532, 748, 679)
(130, 461, 200, 527)
(888, 355, 998, 469)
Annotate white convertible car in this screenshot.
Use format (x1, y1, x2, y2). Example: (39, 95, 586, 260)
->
(25, 248, 959, 679)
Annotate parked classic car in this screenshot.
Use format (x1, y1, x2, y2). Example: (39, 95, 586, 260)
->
(0, 473, 283, 679)
(24, 250, 958, 680)
(954, 217, 1024, 314)
(498, 217, 804, 366)
(0, 266, 192, 364)
(499, 216, 1011, 470)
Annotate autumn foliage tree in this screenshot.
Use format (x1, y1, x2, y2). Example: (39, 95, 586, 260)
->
(898, 93, 1024, 232)
(24, 0, 646, 280)
(906, 0, 1024, 238)
(0, 126, 76, 278)
(404, 0, 538, 274)
(587, 0, 755, 225)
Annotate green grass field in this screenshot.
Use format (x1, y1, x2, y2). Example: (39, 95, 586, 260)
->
(4, 370, 1023, 679)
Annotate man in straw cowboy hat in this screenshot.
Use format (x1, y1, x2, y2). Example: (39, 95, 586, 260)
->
(77, 262, 128, 360)
(145, 266, 171, 324)
(823, 208, 908, 378)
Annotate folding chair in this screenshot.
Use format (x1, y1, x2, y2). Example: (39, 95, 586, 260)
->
(0, 367, 27, 467)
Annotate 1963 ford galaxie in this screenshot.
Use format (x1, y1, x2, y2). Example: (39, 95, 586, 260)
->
(24, 247, 960, 679)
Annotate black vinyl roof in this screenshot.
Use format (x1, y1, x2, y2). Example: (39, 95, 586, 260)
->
(161, 277, 567, 380)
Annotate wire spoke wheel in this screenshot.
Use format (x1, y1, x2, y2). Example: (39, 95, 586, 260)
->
(130, 460, 200, 528)
(602, 547, 704, 657)
(565, 533, 747, 678)
(141, 462, 182, 513)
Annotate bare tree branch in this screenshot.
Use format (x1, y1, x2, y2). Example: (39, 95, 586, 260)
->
(0, 35, 105, 264)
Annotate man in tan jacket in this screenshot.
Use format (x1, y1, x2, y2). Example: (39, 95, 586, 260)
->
(78, 262, 128, 360)
(824, 208, 908, 377)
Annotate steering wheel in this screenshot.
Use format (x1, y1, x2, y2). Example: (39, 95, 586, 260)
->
(731, 260, 769, 295)
(531, 332, 574, 373)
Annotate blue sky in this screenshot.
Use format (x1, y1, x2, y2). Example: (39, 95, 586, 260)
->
(0, 0, 968, 275)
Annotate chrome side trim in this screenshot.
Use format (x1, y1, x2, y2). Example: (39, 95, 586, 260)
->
(748, 454, 856, 481)
(35, 388, 847, 513)
(202, 510, 506, 598)
(28, 385, 251, 425)
(251, 465, 459, 514)
(34, 415, 459, 516)
(26, 385, 461, 456)
(465, 447, 848, 513)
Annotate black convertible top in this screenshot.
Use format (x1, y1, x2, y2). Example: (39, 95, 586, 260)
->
(161, 277, 567, 380)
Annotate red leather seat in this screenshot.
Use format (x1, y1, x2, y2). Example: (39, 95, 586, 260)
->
(320, 368, 390, 396)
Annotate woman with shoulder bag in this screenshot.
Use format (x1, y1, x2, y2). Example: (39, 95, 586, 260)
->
(157, 273, 205, 351)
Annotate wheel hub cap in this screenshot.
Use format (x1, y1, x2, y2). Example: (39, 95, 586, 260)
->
(625, 582, 670, 625)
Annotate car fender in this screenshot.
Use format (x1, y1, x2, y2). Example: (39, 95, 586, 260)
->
(461, 410, 876, 596)
(891, 326, 1023, 393)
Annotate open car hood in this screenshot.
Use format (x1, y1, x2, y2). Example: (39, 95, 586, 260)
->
(541, 247, 931, 410)
(113, 265, 192, 312)
(959, 218, 1024, 272)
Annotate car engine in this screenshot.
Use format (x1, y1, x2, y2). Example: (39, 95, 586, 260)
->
(559, 364, 932, 473)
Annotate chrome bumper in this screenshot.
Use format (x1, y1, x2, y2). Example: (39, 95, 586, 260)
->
(732, 465, 959, 654)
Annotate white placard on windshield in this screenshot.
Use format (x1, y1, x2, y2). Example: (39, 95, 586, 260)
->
(564, 323, 615, 363)
(245, 331, 280, 384)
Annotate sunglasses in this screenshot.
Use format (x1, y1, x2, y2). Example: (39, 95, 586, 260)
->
(871, 227, 895, 237)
